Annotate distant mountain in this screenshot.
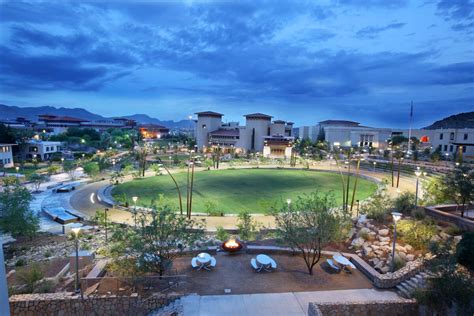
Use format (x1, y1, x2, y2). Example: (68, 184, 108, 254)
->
(0, 104, 194, 129)
(0, 104, 104, 121)
(424, 111, 474, 129)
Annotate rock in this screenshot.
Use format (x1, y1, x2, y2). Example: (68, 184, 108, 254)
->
(381, 265, 391, 273)
(374, 260, 385, 270)
(440, 232, 451, 240)
(359, 227, 371, 235)
(378, 236, 390, 242)
(430, 235, 441, 242)
(379, 241, 389, 246)
(404, 244, 413, 252)
(372, 258, 380, 266)
(398, 252, 407, 261)
(346, 228, 357, 240)
(378, 229, 389, 236)
(454, 236, 462, 244)
(363, 246, 373, 257)
(351, 237, 365, 247)
(406, 254, 415, 261)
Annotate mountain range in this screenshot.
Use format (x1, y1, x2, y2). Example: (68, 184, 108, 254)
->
(0, 104, 194, 129)
(424, 111, 474, 129)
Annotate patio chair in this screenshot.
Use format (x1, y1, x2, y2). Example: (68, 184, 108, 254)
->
(250, 258, 259, 271)
(209, 257, 217, 268)
(191, 257, 198, 269)
(326, 259, 340, 272)
(269, 258, 277, 270)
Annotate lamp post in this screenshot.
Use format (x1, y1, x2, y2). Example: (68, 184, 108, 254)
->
(373, 161, 376, 172)
(71, 227, 81, 294)
(391, 212, 402, 272)
(414, 168, 422, 208)
(104, 208, 109, 243)
(286, 198, 291, 209)
(15, 166, 19, 178)
(132, 196, 138, 227)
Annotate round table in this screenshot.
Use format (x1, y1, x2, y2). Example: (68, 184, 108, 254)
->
(333, 254, 355, 268)
(196, 252, 211, 264)
(256, 254, 271, 266)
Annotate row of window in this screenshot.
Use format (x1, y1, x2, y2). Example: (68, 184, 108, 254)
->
(0, 146, 11, 153)
(1, 158, 11, 165)
(440, 132, 469, 140)
(438, 144, 467, 153)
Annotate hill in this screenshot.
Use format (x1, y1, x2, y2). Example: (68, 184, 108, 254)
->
(424, 111, 474, 129)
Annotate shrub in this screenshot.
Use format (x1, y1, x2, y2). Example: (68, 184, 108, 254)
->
(205, 200, 221, 216)
(362, 186, 393, 221)
(237, 210, 259, 241)
(43, 251, 52, 258)
(445, 224, 464, 236)
(411, 208, 426, 220)
(15, 259, 26, 267)
(397, 219, 437, 250)
(456, 232, 474, 270)
(394, 255, 406, 270)
(359, 230, 369, 240)
(394, 191, 415, 215)
(215, 225, 229, 242)
(34, 280, 55, 293)
(17, 264, 44, 293)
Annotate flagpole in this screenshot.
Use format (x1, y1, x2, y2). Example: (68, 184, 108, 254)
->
(408, 101, 413, 154)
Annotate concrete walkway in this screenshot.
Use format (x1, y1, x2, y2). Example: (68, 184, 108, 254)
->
(181, 288, 401, 316)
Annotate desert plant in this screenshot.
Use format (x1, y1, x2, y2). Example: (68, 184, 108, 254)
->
(237, 210, 259, 241)
(445, 224, 464, 236)
(17, 264, 44, 293)
(394, 191, 415, 215)
(15, 259, 26, 267)
(411, 208, 426, 220)
(205, 200, 221, 216)
(215, 225, 229, 242)
(397, 219, 437, 250)
(361, 185, 393, 221)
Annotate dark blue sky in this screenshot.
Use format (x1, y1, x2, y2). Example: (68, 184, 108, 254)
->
(0, 0, 473, 127)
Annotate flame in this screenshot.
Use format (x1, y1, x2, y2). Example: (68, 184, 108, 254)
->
(224, 239, 240, 249)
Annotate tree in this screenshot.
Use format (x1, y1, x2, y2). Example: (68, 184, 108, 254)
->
(110, 170, 125, 185)
(83, 162, 100, 178)
(28, 173, 48, 192)
(273, 192, 349, 275)
(456, 232, 474, 271)
(108, 201, 204, 276)
(46, 165, 60, 176)
(441, 165, 474, 217)
(0, 177, 39, 237)
(362, 184, 394, 221)
(415, 239, 474, 315)
(62, 160, 77, 180)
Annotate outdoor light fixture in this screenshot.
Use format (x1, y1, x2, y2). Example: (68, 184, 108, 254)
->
(132, 196, 138, 203)
(391, 212, 402, 272)
(415, 169, 422, 208)
(286, 198, 291, 206)
(71, 227, 81, 294)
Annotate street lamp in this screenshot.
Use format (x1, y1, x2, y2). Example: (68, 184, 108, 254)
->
(414, 168, 422, 208)
(373, 161, 376, 172)
(391, 212, 402, 272)
(286, 198, 291, 208)
(132, 196, 138, 227)
(71, 227, 81, 294)
(15, 166, 19, 178)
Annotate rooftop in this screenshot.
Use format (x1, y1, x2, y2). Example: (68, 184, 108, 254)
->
(38, 115, 88, 123)
(209, 128, 240, 137)
(244, 113, 273, 119)
(319, 120, 360, 127)
(195, 111, 224, 117)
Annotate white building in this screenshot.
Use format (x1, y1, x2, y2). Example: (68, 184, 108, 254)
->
(195, 111, 294, 158)
(428, 128, 474, 161)
(19, 140, 63, 161)
(297, 120, 393, 150)
(0, 144, 15, 168)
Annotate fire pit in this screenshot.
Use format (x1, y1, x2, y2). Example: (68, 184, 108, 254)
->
(221, 238, 243, 253)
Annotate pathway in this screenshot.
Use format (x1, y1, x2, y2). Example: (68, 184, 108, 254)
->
(181, 288, 402, 316)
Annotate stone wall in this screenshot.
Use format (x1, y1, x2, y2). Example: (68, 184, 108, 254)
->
(308, 300, 419, 316)
(424, 205, 474, 231)
(9, 292, 181, 316)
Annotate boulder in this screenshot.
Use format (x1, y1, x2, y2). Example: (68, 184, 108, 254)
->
(374, 260, 385, 270)
(378, 236, 390, 242)
(404, 244, 413, 252)
(398, 252, 407, 261)
(406, 254, 415, 261)
(351, 237, 365, 247)
(378, 229, 389, 236)
(367, 232, 377, 240)
(381, 265, 391, 273)
(363, 246, 373, 257)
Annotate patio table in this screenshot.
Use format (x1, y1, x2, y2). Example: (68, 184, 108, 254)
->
(333, 253, 356, 269)
(256, 254, 272, 272)
(196, 253, 212, 270)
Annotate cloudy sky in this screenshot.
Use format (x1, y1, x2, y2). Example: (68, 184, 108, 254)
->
(0, 0, 473, 127)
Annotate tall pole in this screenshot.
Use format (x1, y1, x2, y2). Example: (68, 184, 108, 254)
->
(350, 157, 361, 214)
(345, 159, 351, 212)
(333, 152, 346, 209)
(391, 145, 394, 187)
(0, 241, 10, 316)
(415, 177, 419, 208)
(75, 236, 80, 294)
(104, 208, 108, 244)
(396, 156, 402, 188)
(188, 155, 195, 219)
(157, 158, 183, 215)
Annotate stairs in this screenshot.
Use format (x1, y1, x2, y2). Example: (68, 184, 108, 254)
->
(396, 272, 431, 299)
(147, 297, 184, 316)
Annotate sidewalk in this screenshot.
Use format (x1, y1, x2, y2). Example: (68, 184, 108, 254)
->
(181, 288, 402, 316)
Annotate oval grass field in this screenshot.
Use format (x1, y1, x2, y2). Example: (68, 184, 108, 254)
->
(112, 168, 378, 214)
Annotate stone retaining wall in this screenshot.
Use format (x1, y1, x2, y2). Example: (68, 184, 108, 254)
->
(9, 292, 181, 316)
(424, 205, 474, 231)
(308, 300, 418, 316)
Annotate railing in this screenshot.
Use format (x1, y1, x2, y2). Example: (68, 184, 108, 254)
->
(81, 273, 188, 298)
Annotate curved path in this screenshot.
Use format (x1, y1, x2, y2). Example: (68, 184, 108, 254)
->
(70, 162, 419, 230)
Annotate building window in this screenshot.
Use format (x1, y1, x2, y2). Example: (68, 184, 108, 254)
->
(464, 133, 468, 140)
(444, 145, 448, 151)
(438, 145, 442, 151)
(439, 133, 443, 140)
(449, 145, 453, 152)
(202, 124, 207, 129)
(450, 132, 454, 140)
(463, 146, 466, 153)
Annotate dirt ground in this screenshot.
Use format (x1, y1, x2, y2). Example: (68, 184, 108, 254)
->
(173, 252, 372, 295)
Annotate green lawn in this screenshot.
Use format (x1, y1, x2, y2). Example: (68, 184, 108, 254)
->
(112, 168, 378, 214)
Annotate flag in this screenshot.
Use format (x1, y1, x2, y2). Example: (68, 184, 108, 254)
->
(410, 102, 413, 118)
